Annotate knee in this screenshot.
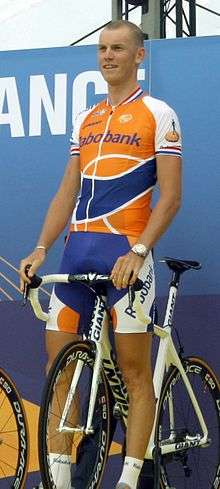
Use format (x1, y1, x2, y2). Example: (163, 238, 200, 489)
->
(120, 363, 154, 399)
(45, 331, 80, 375)
(45, 349, 65, 375)
(45, 347, 62, 375)
(121, 364, 145, 392)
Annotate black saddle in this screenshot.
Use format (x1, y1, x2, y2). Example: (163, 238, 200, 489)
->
(161, 257, 201, 273)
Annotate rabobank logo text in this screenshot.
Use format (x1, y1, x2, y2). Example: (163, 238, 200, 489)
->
(79, 131, 141, 147)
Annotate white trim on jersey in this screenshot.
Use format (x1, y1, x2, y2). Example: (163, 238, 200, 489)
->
(71, 186, 155, 225)
(103, 217, 120, 234)
(84, 112, 113, 231)
(83, 152, 145, 175)
(82, 155, 155, 180)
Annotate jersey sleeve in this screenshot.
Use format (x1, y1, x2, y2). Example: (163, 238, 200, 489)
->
(69, 115, 81, 157)
(155, 107, 182, 158)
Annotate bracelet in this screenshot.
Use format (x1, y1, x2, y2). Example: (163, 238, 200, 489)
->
(35, 245, 47, 253)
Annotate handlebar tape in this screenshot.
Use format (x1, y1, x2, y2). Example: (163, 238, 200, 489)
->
(25, 265, 42, 289)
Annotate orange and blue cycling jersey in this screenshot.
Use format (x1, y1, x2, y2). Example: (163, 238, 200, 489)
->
(46, 87, 182, 335)
(69, 86, 182, 238)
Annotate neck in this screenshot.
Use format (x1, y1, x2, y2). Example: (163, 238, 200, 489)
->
(108, 80, 139, 106)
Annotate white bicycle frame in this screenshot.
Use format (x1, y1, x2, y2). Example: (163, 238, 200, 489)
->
(28, 271, 209, 460)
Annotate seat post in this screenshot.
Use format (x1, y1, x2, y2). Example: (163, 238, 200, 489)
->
(170, 270, 181, 289)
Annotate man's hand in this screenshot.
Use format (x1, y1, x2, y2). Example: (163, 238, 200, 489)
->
(110, 251, 144, 289)
(19, 248, 46, 292)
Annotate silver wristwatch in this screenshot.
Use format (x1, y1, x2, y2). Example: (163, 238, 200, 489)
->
(131, 243, 150, 258)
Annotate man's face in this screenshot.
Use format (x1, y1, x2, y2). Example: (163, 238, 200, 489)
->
(98, 27, 145, 86)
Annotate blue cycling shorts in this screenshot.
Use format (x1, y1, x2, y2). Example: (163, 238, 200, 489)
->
(46, 232, 156, 334)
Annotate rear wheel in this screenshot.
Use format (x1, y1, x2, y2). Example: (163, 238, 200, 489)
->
(38, 341, 112, 489)
(156, 357, 220, 489)
(0, 368, 29, 488)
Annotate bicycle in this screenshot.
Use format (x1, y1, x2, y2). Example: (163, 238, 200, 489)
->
(0, 367, 29, 488)
(26, 257, 220, 489)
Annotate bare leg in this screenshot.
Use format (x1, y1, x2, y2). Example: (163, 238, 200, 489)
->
(45, 330, 80, 374)
(35, 331, 82, 488)
(115, 332, 155, 488)
(45, 331, 81, 455)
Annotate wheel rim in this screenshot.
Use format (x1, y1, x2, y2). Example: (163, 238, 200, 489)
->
(0, 370, 29, 488)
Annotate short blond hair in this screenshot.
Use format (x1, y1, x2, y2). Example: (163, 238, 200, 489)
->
(103, 20, 144, 47)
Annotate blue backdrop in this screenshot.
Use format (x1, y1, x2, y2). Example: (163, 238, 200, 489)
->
(1, 37, 220, 294)
(0, 36, 219, 487)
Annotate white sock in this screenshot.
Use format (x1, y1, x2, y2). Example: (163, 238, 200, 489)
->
(117, 456, 143, 489)
(49, 452, 71, 489)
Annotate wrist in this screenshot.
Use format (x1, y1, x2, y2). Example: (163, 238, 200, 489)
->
(130, 243, 150, 258)
(35, 245, 47, 254)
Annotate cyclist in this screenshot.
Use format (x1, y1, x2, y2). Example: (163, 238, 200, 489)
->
(20, 19, 182, 489)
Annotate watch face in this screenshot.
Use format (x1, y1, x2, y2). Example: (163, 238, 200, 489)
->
(137, 244, 146, 253)
(133, 244, 147, 256)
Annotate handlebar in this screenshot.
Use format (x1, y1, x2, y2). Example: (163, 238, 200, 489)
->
(24, 272, 143, 323)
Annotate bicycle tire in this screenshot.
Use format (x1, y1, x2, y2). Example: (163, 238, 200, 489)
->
(0, 367, 29, 488)
(38, 340, 112, 489)
(155, 356, 220, 489)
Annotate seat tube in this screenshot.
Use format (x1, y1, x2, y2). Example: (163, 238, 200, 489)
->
(163, 271, 180, 327)
(89, 295, 107, 343)
(86, 295, 107, 433)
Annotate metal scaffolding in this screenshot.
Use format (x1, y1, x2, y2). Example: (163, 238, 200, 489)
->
(161, 0, 196, 37)
(112, 0, 197, 38)
(71, 2, 219, 45)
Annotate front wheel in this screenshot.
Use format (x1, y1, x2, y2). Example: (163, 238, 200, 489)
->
(155, 356, 220, 489)
(38, 341, 112, 489)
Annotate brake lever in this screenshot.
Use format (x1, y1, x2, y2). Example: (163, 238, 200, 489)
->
(128, 278, 143, 309)
(22, 264, 42, 305)
(22, 265, 31, 306)
(128, 285, 135, 309)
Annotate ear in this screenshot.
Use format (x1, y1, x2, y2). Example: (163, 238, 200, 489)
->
(135, 47, 145, 65)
